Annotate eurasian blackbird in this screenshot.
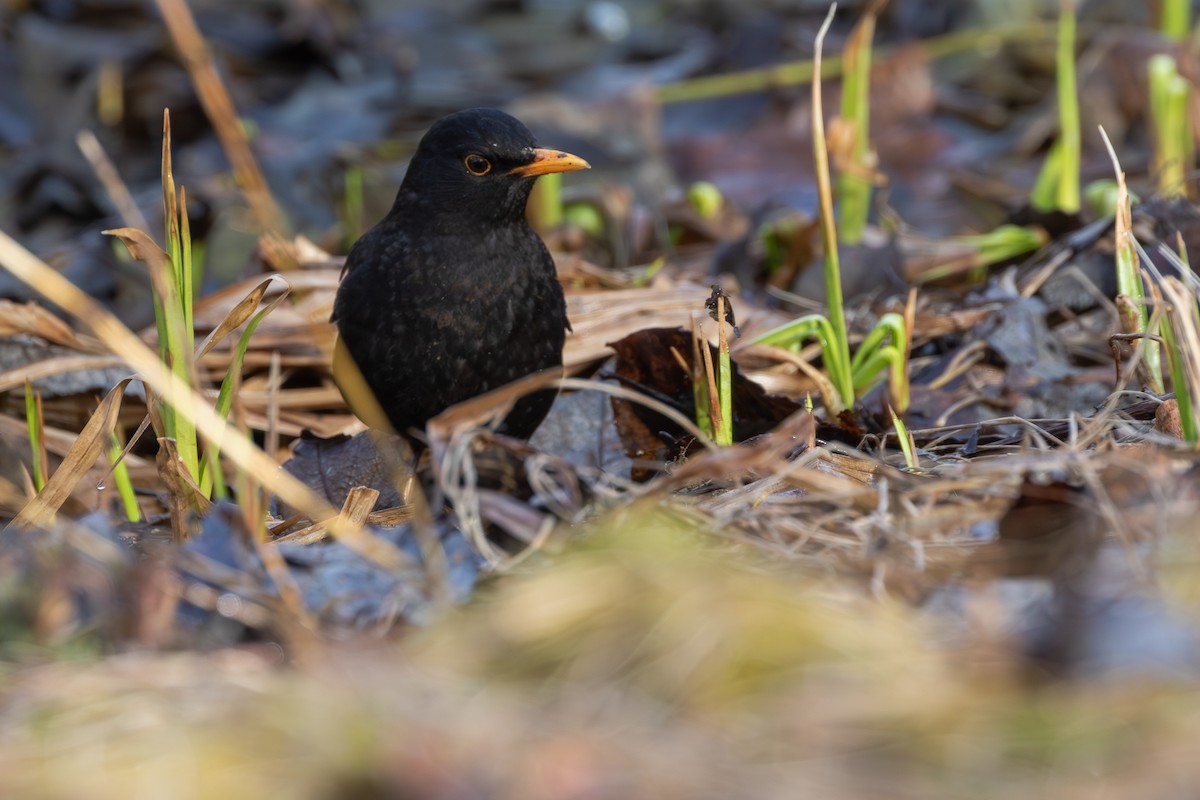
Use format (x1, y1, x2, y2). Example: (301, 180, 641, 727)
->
(332, 108, 589, 444)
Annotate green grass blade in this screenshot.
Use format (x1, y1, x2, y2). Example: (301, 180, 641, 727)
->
(811, 6, 854, 410)
(890, 405, 917, 470)
(107, 432, 141, 522)
(749, 314, 831, 350)
(1162, 0, 1191, 41)
(1100, 126, 1163, 392)
(717, 343, 732, 446)
(690, 319, 713, 439)
(1055, 0, 1080, 213)
(850, 313, 906, 374)
(180, 185, 194, 335)
(1030, 0, 1080, 213)
(836, 10, 876, 245)
(528, 171, 563, 232)
(199, 300, 279, 497)
(851, 346, 898, 393)
(716, 295, 733, 447)
(24, 379, 45, 492)
(1161, 320, 1197, 443)
(158, 111, 200, 492)
(1149, 55, 1192, 198)
(1031, 140, 1065, 212)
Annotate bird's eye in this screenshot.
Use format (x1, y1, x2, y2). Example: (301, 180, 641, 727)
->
(464, 154, 492, 176)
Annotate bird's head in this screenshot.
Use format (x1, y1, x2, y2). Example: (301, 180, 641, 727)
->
(396, 108, 590, 226)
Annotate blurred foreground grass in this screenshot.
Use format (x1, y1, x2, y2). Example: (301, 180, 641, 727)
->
(3, 510, 1200, 799)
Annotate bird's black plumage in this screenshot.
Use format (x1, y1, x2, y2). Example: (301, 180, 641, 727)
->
(332, 108, 589, 442)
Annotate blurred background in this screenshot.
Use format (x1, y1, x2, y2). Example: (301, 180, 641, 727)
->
(0, 0, 1167, 326)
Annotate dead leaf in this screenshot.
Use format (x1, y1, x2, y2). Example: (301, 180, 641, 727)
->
(607, 327, 802, 479)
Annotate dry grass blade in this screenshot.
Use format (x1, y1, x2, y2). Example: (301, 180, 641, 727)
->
(426, 367, 565, 472)
(320, 489, 414, 573)
(158, 436, 212, 539)
(274, 505, 416, 545)
(194, 275, 291, 361)
(697, 321, 723, 435)
(653, 409, 816, 490)
(0, 414, 153, 478)
(107, 221, 201, 496)
(0, 299, 104, 351)
(153, 0, 283, 235)
(339, 486, 380, 528)
(9, 377, 132, 530)
(103, 227, 176, 307)
(0, 354, 126, 395)
(555, 376, 717, 448)
(739, 343, 839, 411)
(563, 282, 726, 367)
(76, 129, 151, 232)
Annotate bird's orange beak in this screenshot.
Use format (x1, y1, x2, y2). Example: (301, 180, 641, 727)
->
(508, 148, 590, 177)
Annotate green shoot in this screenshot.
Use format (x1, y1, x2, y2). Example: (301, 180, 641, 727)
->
(1154, 232, 1200, 443)
(157, 110, 201, 490)
(834, 7, 878, 245)
(850, 310, 911, 411)
(1157, 235, 1197, 443)
(198, 298, 279, 498)
(107, 432, 141, 522)
(690, 289, 735, 446)
(1085, 179, 1140, 218)
(1031, 0, 1080, 214)
(913, 224, 1049, 285)
(811, 5, 855, 410)
(528, 171, 563, 233)
(687, 319, 714, 439)
(1030, 139, 1066, 211)
(1100, 126, 1164, 392)
(654, 20, 1058, 105)
(698, 325, 723, 442)
(179, 187, 194, 336)
(890, 405, 918, 470)
(104, 109, 279, 522)
(757, 214, 812, 279)
(687, 181, 724, 220)
(748, 6, 912, 415)
(716, 294, 733, 447)
(563, 202, 605, 237)
(633, 256, 666, 289)
(1148, 54, 1193, 198)
(1162, 0, 1191, 42)
(24, 379, 46, 492)
(1159, 300, 1198, 443)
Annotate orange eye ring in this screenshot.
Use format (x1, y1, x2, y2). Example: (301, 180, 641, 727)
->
(464, 154, 492, 176)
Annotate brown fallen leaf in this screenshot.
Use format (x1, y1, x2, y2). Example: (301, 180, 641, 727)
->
(607, 327, 802, 479)
(1155, 398, 1183, 439)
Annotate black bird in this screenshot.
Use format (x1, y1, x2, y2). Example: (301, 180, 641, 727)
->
(332, 108, 589, 444)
